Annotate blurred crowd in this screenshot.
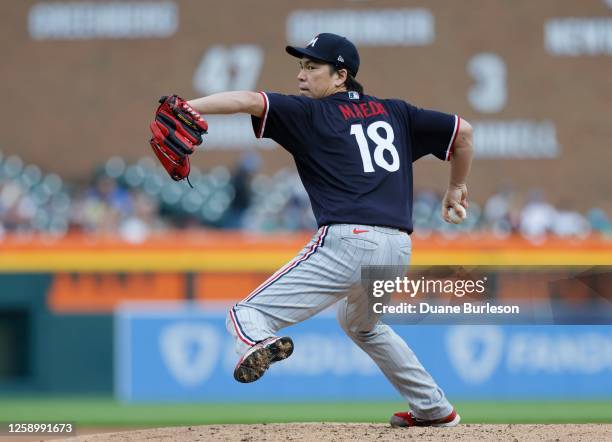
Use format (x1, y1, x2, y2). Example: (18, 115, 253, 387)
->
(0, 150, 610, 243)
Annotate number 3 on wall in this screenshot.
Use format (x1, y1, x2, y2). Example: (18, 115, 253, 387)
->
(350, 121, 400, 173)
(467, 53, 507, 114)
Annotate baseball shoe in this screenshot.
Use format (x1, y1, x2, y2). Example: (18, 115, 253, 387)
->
(233, 336, 294, 383)
(390, 408, 460, 428)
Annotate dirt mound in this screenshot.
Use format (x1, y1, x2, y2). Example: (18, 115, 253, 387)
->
(59, 423, 612, 442)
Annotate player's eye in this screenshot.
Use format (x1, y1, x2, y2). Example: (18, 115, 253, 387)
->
(298, 62, 316, 71)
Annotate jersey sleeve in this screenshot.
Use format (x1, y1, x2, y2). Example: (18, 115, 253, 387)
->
(251, 92, 313, 156)
(404, 102, 460, 162)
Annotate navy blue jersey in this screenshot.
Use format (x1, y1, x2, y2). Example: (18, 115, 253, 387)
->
(251, 91, 459, 233)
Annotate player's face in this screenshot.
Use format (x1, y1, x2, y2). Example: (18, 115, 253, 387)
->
(297, 58, 341, 99)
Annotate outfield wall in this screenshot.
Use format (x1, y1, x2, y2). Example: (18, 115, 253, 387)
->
(115, 307, 612, 402)
(0, 233, 610, 395)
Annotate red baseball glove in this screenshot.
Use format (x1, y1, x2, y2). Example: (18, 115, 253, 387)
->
(149, 95, 208, 182)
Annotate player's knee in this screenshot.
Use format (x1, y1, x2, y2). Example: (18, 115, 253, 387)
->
(336, 304, 367, 338)
(341, 321, 375, 341)
(335, 300, 350, 332)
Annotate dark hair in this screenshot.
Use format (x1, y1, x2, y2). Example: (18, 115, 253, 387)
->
(330, 65, 364, 94)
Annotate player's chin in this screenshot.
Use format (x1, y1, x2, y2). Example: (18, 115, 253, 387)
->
(298, 89, 312, 97)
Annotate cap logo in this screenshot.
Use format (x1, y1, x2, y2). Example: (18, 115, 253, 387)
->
(337, 55, 344, 63)
(307, 36, 318, 47)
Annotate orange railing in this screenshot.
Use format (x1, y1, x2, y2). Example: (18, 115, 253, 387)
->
(0, 232, 609, 271)
(1, 232, 609, 313)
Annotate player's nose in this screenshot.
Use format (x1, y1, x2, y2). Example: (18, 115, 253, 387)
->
(297, 69, 307, 81)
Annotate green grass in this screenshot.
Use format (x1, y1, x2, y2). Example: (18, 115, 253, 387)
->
(0, 397, 609, 426)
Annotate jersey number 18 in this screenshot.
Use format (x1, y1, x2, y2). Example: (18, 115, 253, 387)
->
(350, 122, 400, 173)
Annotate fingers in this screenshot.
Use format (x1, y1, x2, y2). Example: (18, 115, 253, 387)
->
(449, 184, 469, 209)
(441, 197, 456, 223)
(441, 205, 451, 223)
(442, 185, 469, 223)
(450, 201, 463, 211)
(461, 187, 469, 209)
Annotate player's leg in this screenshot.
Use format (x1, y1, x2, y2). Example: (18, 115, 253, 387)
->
(335, 226, 456, 423)
(227, 225, 345, 353)
(226, 224, 371, 382)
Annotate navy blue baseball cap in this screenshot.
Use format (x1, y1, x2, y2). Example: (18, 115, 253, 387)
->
(286, 33, 360, 77)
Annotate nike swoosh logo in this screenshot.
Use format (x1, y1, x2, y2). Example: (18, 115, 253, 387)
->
(353, 228, 369, 234)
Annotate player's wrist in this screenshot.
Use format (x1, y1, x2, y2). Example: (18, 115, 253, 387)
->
(448, 182, 467, 190)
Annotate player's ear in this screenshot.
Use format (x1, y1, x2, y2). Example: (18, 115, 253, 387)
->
(334, 68, 348, 87)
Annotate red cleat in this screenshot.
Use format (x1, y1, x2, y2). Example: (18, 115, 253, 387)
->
(390, 408, 460, 428)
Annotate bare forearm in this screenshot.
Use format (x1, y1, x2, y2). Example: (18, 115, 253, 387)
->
(441, 119, 473, 217)
(449, 119, 474, 187)
(187, 91, 264, 116)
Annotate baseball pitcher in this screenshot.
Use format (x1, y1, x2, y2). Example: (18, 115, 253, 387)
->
(149, 33, 473, 428)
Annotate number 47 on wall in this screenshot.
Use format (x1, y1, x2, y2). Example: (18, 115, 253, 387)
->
(193, 45, 264, 95)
